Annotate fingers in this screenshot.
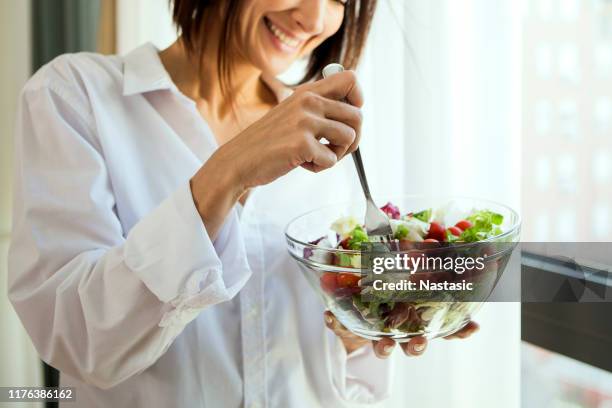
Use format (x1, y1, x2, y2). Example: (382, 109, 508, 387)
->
(372, 338, 396, 359)
(291, 77, 363, 167)
(400, 337, 428, 357)
(315, 119, 357, 159)
(303, 70, 364, 107)
(324, 310, 364, 341)
(319, 99, 362, 154)
(323, 315, 477, 363)
(373, 336, 428, 359)
(443, 321, 480, 340)
(324, 311, 371, 354)
(297, 92, 362, 157)
(300, 136, 338, 173)
(323, 311, 431, 359)
(320, 97, 363, 132)
(323, 310, 351, 337)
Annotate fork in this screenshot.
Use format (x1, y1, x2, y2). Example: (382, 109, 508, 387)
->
(322, 63, 395, 244)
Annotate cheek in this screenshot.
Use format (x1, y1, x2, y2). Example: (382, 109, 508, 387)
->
(325, 7, 345, 35)
(303, 8, 345, 54)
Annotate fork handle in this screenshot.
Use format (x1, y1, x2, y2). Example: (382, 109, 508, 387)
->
(351, 148, 374, 202)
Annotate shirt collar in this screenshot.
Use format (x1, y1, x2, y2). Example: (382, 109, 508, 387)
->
(122, 42, 294, 102)
(122, 42, 174, 96)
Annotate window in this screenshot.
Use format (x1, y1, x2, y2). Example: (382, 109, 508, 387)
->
(522, 4, 612, 408)
(522, 343, 612, 407)
(523, 0, 612, 243)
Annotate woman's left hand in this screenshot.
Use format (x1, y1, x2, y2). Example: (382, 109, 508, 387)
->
(324, 311, 480, 358)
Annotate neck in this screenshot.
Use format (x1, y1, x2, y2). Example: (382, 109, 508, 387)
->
(160, 34, 273, 121)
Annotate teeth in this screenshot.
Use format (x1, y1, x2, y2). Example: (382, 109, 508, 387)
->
(266, 19, 299, 48)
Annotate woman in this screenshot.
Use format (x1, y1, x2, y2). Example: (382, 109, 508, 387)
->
(8, 0, 478, 407)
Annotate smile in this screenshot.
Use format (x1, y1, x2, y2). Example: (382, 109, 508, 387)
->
(264, 17, 301, 50)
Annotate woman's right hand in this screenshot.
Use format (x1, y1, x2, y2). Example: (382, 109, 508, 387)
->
(191, 70, 364, 238)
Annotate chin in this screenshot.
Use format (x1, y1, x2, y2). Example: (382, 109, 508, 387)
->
(257, 57, 295, 77)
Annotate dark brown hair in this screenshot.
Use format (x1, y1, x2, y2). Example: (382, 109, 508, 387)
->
(170, 0, 377, 95)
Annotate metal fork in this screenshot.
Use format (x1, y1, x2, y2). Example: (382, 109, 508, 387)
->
(322, 63, 395, 243)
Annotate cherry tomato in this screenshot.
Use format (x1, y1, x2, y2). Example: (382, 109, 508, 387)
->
(426, 221, 446, 241)
(320, 272, 338, 294)
(338, 237, 350, 249)
(455, 220, 472, 231)
(448, 226, 462, 236)
(337, 273, 361, 288)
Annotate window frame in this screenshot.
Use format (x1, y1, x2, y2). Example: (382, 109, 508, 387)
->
(521, 251, 612, 373)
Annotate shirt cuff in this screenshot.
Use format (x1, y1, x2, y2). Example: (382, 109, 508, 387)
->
(123, 182, 252, 327)
(328, 332, 394, 404)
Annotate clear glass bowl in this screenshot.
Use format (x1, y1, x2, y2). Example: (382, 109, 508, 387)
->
(285, 196, 520, 342)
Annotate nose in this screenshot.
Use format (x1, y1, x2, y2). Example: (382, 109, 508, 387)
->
(292, 0, 326, 35)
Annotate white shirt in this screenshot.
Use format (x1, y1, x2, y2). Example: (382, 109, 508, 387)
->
(8, 43, 392, 408)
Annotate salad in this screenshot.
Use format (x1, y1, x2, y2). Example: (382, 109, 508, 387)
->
(305, 202, 505, 337)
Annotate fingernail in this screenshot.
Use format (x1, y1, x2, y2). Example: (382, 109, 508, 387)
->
(383, 344, 394, 354)
(325, 315, 333, 325)
(413, 343, 426, 353)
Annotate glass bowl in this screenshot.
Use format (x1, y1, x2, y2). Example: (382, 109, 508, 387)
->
(285, 196, 520, 342)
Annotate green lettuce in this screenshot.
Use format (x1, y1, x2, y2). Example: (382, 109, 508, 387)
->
(347, 225, 369, 250)
(457, 210, 504, 242)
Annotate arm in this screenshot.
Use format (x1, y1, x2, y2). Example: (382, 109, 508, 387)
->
(8, 77, 251, 389)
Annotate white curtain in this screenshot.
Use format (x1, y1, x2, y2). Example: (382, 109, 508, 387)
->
(116, 0, 178, 54)
(0, 1, 44, 406)
(359, 1, 522, 407)
(116, 1, 523, 407)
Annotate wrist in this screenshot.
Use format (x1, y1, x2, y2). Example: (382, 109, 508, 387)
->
(190, 153, 245, 238)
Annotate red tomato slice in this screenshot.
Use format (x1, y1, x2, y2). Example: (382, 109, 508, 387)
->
(426, 221, 446, 241)
(455, 220, 472, 231)
(337, 273, 361, 288)
(320, 272, 338, 294)
(448, 226, 462, 236)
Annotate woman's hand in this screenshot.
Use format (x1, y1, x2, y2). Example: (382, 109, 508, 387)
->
(324, 311, 480, 358)
(191, 70, 363, 238)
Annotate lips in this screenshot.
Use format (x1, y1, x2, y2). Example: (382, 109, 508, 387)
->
(264, 17, 301, 49)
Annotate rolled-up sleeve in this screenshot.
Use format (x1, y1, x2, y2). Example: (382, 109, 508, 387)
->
(125, 182, 251, 328)
(7, 69, 251, 389)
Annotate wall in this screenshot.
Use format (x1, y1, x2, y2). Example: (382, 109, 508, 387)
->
(0, 0, 43, 403)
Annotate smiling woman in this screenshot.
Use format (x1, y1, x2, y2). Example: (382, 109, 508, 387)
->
(7, 0, 418, 406)
(171, 0, 376, 92)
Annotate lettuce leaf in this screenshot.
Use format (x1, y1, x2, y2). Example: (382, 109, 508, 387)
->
(394, 224, 409, 240)
(347, 225, 369, 250)
(458, 210, 504, 242)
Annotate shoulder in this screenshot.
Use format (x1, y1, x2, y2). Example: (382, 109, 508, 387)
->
(26, 52, 122, 90)
(24, 52, 122, 100)
(22, 52, 123, 119)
